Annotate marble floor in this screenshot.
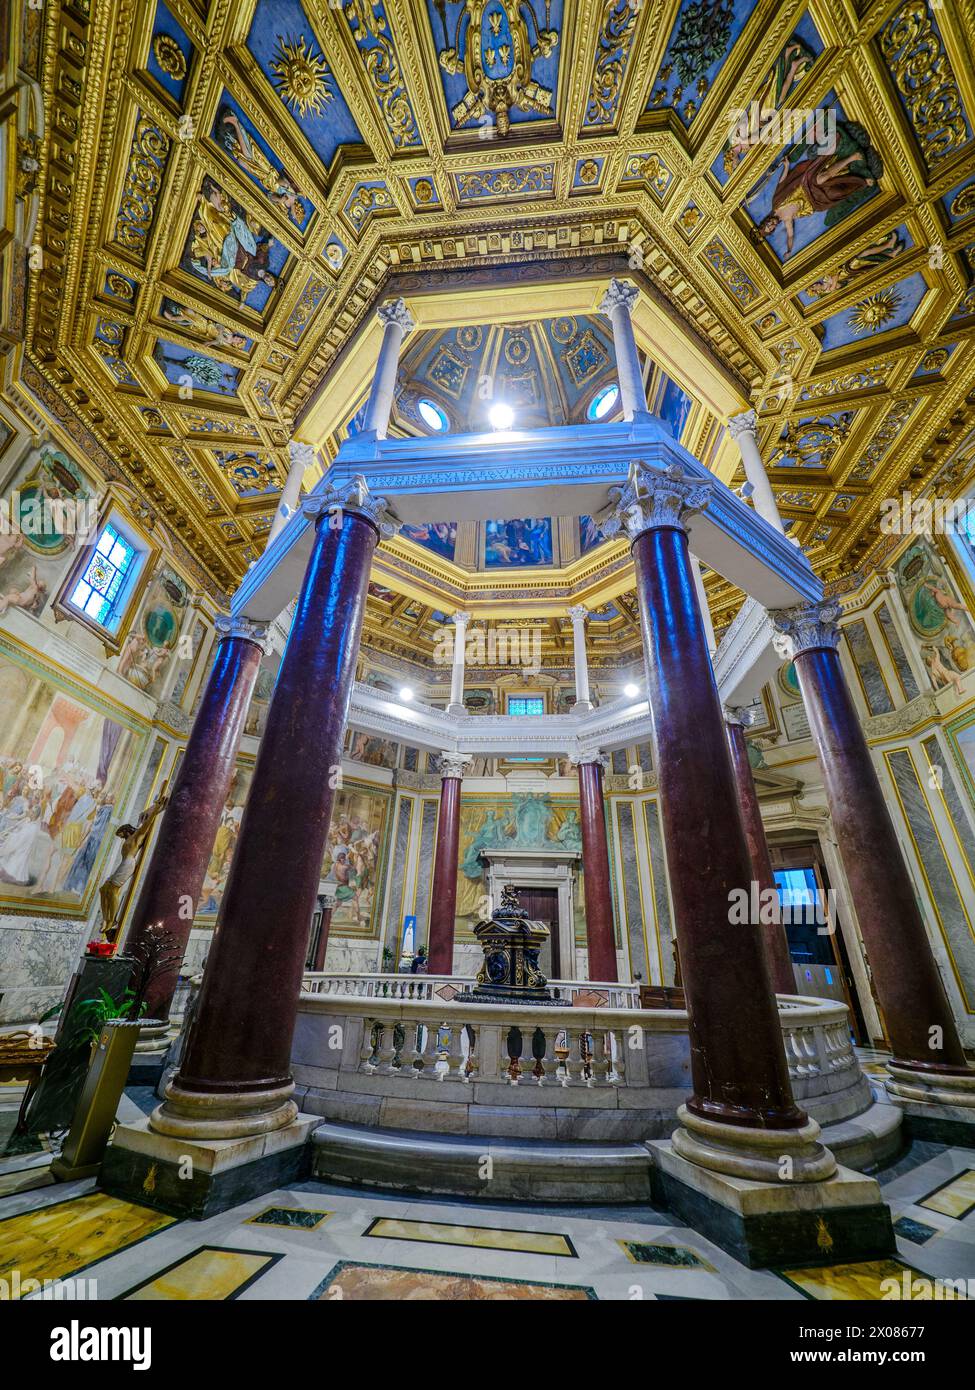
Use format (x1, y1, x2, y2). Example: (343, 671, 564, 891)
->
(1, 1124, 974, 1300)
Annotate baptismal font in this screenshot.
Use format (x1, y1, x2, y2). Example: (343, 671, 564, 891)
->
(456, 884, 561, 1006)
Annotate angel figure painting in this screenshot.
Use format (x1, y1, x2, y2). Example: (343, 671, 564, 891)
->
(181, 176, 286, 312)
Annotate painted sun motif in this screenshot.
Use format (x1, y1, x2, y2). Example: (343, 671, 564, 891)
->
(847, 289, 903, 334)
(270, 34, 334, 119)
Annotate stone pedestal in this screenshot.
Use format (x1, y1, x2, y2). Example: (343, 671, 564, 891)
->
(649, 1139, 894, 1269)
(123, 616, 269, 1020)
(100, 1114, 317, 1219)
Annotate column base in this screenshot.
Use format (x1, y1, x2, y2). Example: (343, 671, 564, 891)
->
(572, 699, 594, 713)
(672, 1104, 837, 1183)
(885, 1063, 975, 1147)
(128, 1022, 174, 1086)
(446, 703, 467, 716)
(149, 1080, 298, 1140)
(99, 1114, 317, 1219)
(648, 1140, 894, 1269)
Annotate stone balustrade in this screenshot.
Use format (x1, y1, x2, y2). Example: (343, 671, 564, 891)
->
(299, 971, 641, 1009)
(291, 989, 873, 1144)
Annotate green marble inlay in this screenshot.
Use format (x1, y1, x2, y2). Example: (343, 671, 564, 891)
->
(246, 1207, 331, 1231)
(621, 1241, 708, 1268)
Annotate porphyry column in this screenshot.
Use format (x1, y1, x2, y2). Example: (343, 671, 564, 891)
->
(723, 705, 795, 996)
(773, 601, 975, 1110)
(122, 616, 271, 1019)
(602, 461, 833, 1180)
(567, 605, 593, 711)
(150, 477, 398, 1140)
(426, 753, 472, 975)
(573, 753, 618, 982)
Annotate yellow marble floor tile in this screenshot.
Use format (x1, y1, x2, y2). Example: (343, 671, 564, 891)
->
(0, 1192, 175, 1296)
(918, 1169, 975, 1220)
(364, 1217, 574, 1256)
(122, 1246, 279, 1300)
(778, 1259, 955, 1301)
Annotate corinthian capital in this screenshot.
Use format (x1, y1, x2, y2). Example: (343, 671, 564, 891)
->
(599, 277, 639, 317)
(771, 601, 842, 659)
(567, 605, 589, 623)
(439, 752, 472, 780)
(724, 703, 757, 729)
(727, 409, 757, 442)
(571, 751, 609, 771)
(451, 611, 471, 628)
(598, 460, 712, 543)
(214, 615, 273, 655)
(302, 474, 401, 539)
(288, 439, 317, 471)
(376, 298, 415, 334)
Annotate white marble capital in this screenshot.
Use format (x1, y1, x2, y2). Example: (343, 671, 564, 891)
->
(451, 611, 471, 628)
(439, 752, 472, 781)
(376, 298, 415, 333)
(213, 614, 274, 655)
(301, 474, 400, 540)
(571, 751, 609, 771)
(567, 605, 589, 624)
(599, 277, 639, 316)
(723, 703, 757, 729)
(771, 600, 842, 659)
(726, 409, 757, 442)
(599, 460, 712, 543)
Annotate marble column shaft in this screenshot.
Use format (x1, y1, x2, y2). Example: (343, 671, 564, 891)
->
(171, 499, 381, 1099)
(599, 278, 648, 420)
(311, 906, 334, 973)
(576, 757, 618, 982)
(724, 713, 795, 996)
(123, 621, 266, 1019)
(568, 606, 592, 710)
(727, 410, 785, 534)
(448, 612, 469, 712)
(612, 464, 802, 1128)
(779, 605, 970, 1074)
(362, 299, 414, 439)
(427, 766, 465, 975)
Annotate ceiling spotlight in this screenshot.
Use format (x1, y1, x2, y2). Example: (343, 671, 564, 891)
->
(489, 401, 514, 431)
(623, 682, 640, 698)
(399, 686, 414, 702)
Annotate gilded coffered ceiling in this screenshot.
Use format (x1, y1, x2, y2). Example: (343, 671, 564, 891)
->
(11, 0, 975, 628)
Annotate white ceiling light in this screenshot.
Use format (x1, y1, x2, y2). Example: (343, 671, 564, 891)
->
(489, 401, 514, 431)
(399, 686, 414, 702)
(623, 682, 640, 698)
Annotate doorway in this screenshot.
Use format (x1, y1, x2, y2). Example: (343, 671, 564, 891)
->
(768, 838, 871, 1045)
(515, 885, 560, 979)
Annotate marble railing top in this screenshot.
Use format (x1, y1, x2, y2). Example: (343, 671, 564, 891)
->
(297, 988, 847, 1033)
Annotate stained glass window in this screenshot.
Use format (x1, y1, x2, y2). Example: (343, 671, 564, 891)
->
(68, 522, 140, 631)
(508, 696, 544, 716)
